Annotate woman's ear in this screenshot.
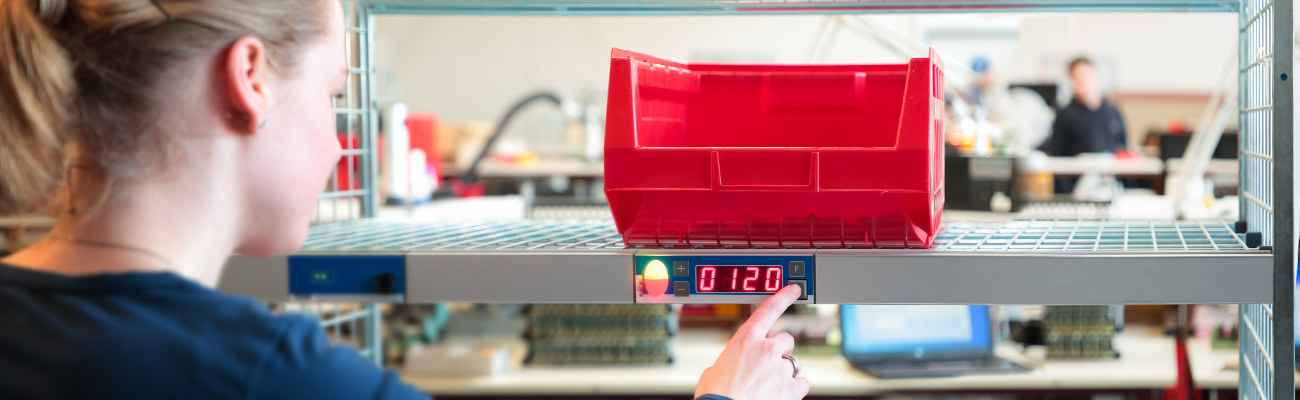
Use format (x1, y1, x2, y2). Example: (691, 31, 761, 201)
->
(221, 36, 271, 134)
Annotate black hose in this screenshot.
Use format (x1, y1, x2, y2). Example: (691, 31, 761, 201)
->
(461, 91, 565, 184)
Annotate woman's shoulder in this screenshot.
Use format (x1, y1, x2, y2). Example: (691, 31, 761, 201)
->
(237, 304, 425, 399)
(0, 267, 348, 399)
(130, 285, 424, 399)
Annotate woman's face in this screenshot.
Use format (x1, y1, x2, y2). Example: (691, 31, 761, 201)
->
(234, 1, 346, 256)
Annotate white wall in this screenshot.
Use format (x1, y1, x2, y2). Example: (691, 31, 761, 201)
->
(374, 14, 918, 123)
(373, 12, 1237, 126)
(1015, 13, 1237, 94)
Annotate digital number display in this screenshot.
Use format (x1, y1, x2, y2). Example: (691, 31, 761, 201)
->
(696, 265, 783, 293)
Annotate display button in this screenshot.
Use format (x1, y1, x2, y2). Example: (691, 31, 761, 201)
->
(788, 279, 808, 300)
(674, 281, 690, 297)
(789, 261, 805, 277)
(673, 261, 689, 277)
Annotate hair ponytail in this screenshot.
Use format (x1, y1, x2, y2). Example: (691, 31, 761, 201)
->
(0, 0, 74, 216)
(2, 0, 330, 217)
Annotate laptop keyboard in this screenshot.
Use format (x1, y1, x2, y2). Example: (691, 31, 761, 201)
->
(858, 358, 1031, 379)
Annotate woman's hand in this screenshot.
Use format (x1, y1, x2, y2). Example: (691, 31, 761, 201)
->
(695, 284, 809, 400)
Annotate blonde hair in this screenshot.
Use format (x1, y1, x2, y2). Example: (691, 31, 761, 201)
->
(0, 0, 331, 216)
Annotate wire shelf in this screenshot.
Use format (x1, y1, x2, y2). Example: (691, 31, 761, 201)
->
(934, 220, 1252, 252)
(303, 220, 626, 251)
(300, 219, 1257, 253)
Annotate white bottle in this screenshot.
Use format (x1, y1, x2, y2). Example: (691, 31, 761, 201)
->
(382, 103, 410, 204)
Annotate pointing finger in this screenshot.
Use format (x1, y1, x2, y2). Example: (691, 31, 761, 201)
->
(737, 284, 800, 339)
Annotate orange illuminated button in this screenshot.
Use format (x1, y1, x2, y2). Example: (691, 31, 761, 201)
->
(644, 260, 669, 296)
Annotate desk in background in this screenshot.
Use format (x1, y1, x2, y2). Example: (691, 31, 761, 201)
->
(404, 326, 1176, 399)
(442, 159, 604, 179)
(1189, 338, 1240, 393)
(1165, 158, 1240, 194)
(1187, 338, 1298, 398)
(1039, 156, 1165, 176)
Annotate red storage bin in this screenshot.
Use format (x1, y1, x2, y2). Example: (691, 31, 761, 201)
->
(336, 133, 361, 190)
(604, 48, 946, 249)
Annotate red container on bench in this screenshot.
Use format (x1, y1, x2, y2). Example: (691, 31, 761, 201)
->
(603, 48, 946, 249)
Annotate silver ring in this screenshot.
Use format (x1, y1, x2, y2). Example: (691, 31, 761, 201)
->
(782, 354, 801, 378)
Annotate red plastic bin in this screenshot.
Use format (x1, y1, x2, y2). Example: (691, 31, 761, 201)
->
(603, 48, 946, 249)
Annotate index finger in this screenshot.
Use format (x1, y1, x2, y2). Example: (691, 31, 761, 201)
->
(737, 284, 801, 339)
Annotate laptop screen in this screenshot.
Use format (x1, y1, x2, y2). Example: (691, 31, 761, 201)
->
(841, 305, 993, 361)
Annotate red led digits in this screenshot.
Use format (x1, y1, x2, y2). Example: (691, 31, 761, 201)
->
(699, 266, 716, 292)
(764, 267, 781, 292)
(742, 267, 759, 291)
(695, 265, 783, 293)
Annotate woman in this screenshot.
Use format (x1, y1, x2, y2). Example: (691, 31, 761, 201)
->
(0, 0, 811, 399)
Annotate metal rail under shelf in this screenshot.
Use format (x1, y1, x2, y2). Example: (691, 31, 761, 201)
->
(219, 219, 1271, 305)
(365, 0, 1239, 15)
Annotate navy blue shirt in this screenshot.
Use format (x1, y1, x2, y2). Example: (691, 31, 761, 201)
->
(0, 262, 426, 400)
(1048, 98, 1128, 156)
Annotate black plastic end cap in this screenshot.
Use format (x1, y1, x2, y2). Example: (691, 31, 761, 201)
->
(1246, 232, 1263, 248)
(1235, 221, 1249, 234)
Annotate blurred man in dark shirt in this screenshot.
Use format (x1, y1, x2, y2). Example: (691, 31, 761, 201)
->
(1048, 56, 1128, 192)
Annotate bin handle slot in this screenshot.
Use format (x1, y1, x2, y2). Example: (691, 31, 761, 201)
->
(710, 151, 819, 191)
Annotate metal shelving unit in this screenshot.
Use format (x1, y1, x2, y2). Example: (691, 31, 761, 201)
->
(217, 0, 1293, 397)
(320, 0, 380, 222)
(1239, 0, 1292, 398)
(225, 219, 1273, 305)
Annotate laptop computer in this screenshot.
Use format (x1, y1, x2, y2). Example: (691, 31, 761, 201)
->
(840, 305, 1032, 379)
